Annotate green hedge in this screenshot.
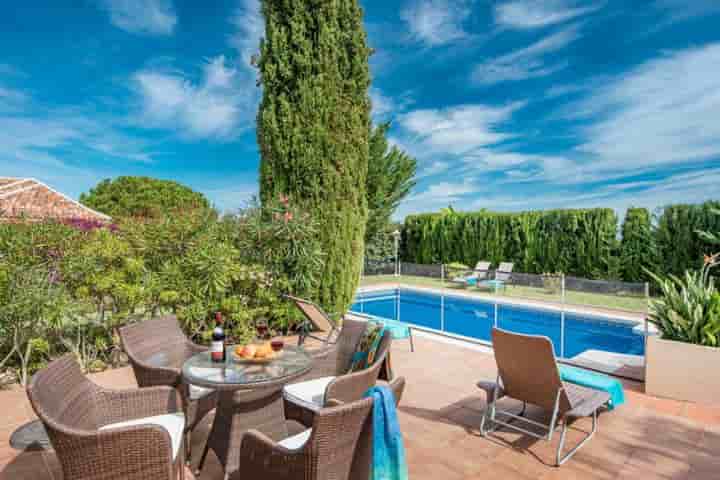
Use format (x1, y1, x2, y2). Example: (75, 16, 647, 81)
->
(655, 201, 720, 277)
(402, 208, 618, 279)
(401, 201, 720, 281)
(620, 208, 655, 282)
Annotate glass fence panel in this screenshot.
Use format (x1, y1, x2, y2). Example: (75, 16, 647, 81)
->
(496, 302, 564, 356)
(442, 294, 494, 342)
(564, 276, 647, 314)
(562, 312, 646, 359)
(494, 272, 564, 306)
(353, 264, 650, 368)
(396, 289, 442, 331)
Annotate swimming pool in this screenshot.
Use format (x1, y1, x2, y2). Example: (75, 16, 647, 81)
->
(350, 288, 645, 358)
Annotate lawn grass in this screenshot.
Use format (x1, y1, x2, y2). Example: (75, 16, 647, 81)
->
(359, 274, 649, 314)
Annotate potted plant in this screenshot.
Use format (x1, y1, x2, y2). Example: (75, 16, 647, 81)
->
(645, 254, 720, 402)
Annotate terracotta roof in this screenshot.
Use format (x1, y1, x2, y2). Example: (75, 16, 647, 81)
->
(0, 177, 110, 222)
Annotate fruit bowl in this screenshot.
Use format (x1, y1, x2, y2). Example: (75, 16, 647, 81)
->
(232, 343, 279, 364)
(231, 351, 277, 364)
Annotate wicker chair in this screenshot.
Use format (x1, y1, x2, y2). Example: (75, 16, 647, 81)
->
(283, 318, 393, 427)
(119, 315, 218, 461)
(26, 354, 190, 480)
(233, 376, 406, 480)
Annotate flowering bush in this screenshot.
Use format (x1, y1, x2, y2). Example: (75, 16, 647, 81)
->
(0, 201, 324, 383)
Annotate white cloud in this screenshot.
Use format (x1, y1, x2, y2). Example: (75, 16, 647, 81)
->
(229, 0, 264, 73)
(370, 88, 396, 120)
(397, 102, 524, 156)
(401, 0, 472, 46)
(133, 55, 257, 139)
(416, 160, 450, 179)
(572, 43, 720, 174)
(495, 0, 600, 29)
(370, 88, 414, 121)
(98, 0, 177, 36)
(472, 25, 580, 84)
(397, 178, 480, 216)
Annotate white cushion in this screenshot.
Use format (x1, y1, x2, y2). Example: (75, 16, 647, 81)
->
(278, 428, 312, 450)
(283, 376, 336, 411)
(188, 384, 214, 400)
(100, 412, 185, 460)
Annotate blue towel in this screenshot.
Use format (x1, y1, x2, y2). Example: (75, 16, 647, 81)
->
(370, 319, 411, 340)
(559, 365, 625, 410)
(465, 277, 478, 286)
(364, 386, 408, 480)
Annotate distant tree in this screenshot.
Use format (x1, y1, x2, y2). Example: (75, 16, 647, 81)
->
(80, 176, 212, 219)
(257, 0, 372, 314)
(620, 207, 655, 282)
(365, 122, 416, 244)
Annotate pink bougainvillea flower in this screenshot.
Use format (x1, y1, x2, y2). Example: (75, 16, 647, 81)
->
(279, 194, 289, 205)
(284, 211, 293, 222)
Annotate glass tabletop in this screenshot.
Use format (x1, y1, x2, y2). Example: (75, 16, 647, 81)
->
(182, 345, 313, 389)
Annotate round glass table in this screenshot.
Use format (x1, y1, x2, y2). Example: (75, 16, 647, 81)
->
(182, 345, 313, 479)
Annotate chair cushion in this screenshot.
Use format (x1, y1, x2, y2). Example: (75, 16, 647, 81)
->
(278, 428, 312, 450)
(100, 412, 185, 460)
(188, 384, 214, 400)
(283, 376, 335, 411)
(348, 323, 385, 373)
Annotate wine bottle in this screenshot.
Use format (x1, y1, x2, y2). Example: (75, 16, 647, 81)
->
(211, 312, 226, 363)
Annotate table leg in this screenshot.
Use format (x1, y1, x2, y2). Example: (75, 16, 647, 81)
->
(197, 387, 290, 478)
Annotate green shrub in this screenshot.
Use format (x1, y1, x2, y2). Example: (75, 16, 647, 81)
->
(80, 176, 212, 219)
(647, 259, 720, 347)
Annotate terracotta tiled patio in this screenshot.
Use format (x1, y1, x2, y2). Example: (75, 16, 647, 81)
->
(2, 333, 720, 479)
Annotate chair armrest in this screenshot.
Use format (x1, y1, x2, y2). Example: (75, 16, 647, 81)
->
(325, 363, 380, 405)
(100, 385, 182, 424)
(234, 429, 307, 480)
(185, 339, 207, 355)
(55, 424, 176, 480)
(477, 380, 505, 401)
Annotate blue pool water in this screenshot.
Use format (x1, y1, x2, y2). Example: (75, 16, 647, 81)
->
(350, 289, 645, 358)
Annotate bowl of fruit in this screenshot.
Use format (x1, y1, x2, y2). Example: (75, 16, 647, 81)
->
(233, 342, 278, 364)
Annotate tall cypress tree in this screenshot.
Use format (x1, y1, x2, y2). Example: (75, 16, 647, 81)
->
(257, 0, 371, 314)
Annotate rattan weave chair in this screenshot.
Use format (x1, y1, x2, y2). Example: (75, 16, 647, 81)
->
(119, 315, 218, 461)
(233, 376, 406, 480)
(27, 354, 190, 480)
(283, 317, 393, 427)
(479, 328, 611, 466)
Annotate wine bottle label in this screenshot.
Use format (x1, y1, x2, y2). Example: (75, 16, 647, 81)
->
(211, 341, 224, 360)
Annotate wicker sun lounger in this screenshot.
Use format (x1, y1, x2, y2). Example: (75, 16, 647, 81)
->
(478, 328, 611, 466)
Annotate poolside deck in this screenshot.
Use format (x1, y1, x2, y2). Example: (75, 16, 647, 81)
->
(2, 333, 719, 479)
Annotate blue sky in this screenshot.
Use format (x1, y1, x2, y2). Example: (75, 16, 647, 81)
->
(1, 1, 719, 219)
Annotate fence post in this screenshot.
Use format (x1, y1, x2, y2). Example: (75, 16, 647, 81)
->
(441, 263, 445, 287)
(560, 274, 566, 358)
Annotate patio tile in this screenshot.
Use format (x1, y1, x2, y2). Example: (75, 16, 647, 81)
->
(0, 333, 718, 479)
